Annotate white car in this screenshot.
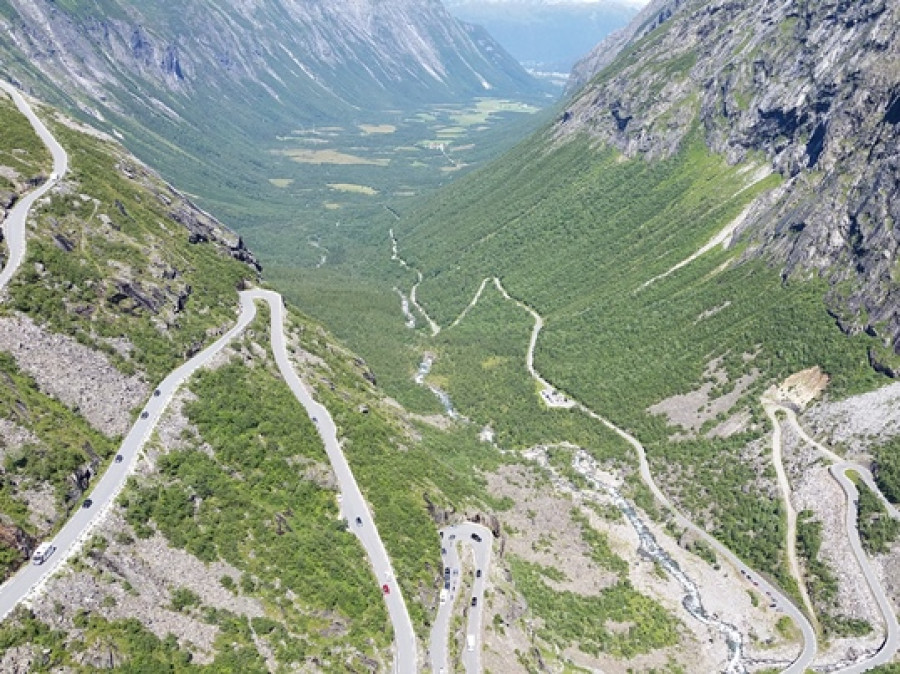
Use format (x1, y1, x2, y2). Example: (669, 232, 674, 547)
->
(32, 542, 57, 565)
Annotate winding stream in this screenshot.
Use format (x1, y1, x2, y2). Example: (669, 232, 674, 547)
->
(415, 354, 460, 418)
(530, 447, 748, 674)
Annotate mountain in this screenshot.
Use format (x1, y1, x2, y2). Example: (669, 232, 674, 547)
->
(560, 0, 900, 368)
(376, 0, 900, 663)
(444, 0, 640, 73)
(0, 84, 495, 672)
(566, 0, 679, 92)
(0, 0, 546, 213)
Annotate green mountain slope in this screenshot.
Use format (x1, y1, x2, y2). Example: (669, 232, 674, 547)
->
(372, 0, 897, 599)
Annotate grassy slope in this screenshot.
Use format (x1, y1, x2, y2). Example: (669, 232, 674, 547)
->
(385, 123, 886, 589)
(0, 91, 51, 183)
(5, 116, 257, 382)
(118, 306, 391, 667)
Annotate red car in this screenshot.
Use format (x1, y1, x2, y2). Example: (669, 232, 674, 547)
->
(382, 584, 390, 595)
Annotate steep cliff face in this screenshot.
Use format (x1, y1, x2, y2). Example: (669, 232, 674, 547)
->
(0, 0, 540, 116)
(559, 0, 900, 367)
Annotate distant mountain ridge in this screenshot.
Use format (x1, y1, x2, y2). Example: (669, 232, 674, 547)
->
(0, 0, 539, 110)
(445, 0, 639, 72)
(0, 0, 545, 212)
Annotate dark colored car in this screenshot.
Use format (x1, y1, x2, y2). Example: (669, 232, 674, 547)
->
(444, 581, 450, 590)
(471, 596, 477, 607)
(153, 389, 160, 397)
(140, 411, 149, 419)
(82, 499, 93, 509)
(114, 454, 124, 463)
(355, 516, 362, 526)
(476, 569, 482, 578)
(471, 533, 482, 542)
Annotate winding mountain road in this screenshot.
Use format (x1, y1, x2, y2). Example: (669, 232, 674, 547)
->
(0, 79, 68, 293)
(762, 400, 819, 632)
(388, 234, 819, 672)
(430, 523, 493, 674)
(492, 276, 818, 672)
(0, 84, 417, 672)
(766, 401, 900, 673)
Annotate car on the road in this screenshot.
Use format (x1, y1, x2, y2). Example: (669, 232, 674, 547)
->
(312, 416, 318, 423)
(444, 566, 450, 576)
(114, 454, 124, 463)
(444, 581, 450, 590)
(382, 584, 390, 595)
(441, 547, 446, 555)
(82, 499, 93, 509)
(140, 411, 149, 419)
(32, 542, 56, 565)
(471, 596, 477, 607)
(476, 569, 482, 578)
(471, 533, 482, 542)
(154, 389, 161, 397)
(449, 534, 455, 540)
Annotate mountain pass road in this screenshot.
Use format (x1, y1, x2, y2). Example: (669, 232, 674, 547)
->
(430, 522, 493, 673)
(0, 79, 68, 292)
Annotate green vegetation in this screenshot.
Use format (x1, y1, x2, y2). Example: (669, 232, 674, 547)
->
(0, 91, 51, 179)
(6, 119, 257, 382)
(571, 508, 629, 576)
(0, 606, 303, 672)
(795, 510, 870, 638)
(119, 311, 390, 660)
(361, 125, 886, 588)
(856, 480, 900, 555)
(510, 557, 680, 658)
(0, 352, 116, 577)
(871, 436, 900, 504)
(281, 307, 511, 632)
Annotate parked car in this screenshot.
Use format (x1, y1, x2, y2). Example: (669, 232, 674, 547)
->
(140, 411, 149, 419)
(153, 389, 161, 397)
(471, 596, 477, 607)
(476, 569, 482, 578)
(115, 454, 124, 463)
(82, 499, 93, 509)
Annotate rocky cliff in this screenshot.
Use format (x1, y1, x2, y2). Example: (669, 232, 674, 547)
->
(0, 0, 540, 119)
(560, 0, 900, 368)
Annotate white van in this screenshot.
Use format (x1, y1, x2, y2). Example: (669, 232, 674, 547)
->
(32, 542, 56, 565)
(439, 588, 448, 604)
(466, 634, 475, 652)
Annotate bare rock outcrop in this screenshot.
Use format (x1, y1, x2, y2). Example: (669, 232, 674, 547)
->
(0, 313, 149, 436)
(558, 0, 900, 359)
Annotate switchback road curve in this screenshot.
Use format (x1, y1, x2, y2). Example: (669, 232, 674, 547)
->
(0, 82, 417, 671)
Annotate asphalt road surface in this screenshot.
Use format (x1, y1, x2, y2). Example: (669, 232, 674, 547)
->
(830, 464, 900, 673)
(0, 290, 419, 672)
(430, 522, 493, 673)
(0, 79, 68, 292)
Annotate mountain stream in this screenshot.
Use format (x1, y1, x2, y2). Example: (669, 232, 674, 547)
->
(527, 447, 748, 674)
